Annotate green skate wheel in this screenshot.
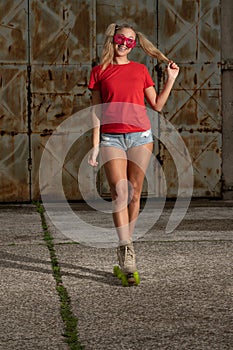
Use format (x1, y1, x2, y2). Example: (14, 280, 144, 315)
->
(133, 271, 140, 286)
(121, 273, 128, 287)
(113, 265, 121, 278)
(126, 271, 140, 286)
(113, 266, 140, 287)
(113, 266, 128, 286)
(113, 265, 119, 277)
(113, 265, 124, 280)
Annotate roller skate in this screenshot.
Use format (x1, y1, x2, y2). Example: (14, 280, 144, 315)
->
(113, 241, 140, 287)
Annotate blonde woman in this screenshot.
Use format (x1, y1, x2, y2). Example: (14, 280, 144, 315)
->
(88, 23, 179, 286)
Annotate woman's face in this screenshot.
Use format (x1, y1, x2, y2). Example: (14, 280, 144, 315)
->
(113, 27, 136, 57)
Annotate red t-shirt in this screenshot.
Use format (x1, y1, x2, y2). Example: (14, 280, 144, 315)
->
(88, 61, 155, 133)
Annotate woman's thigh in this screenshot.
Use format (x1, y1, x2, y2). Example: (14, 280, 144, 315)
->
(100, 142, 153, 194)
(127, 143, 153, 190)
(100, 146, 128, 190)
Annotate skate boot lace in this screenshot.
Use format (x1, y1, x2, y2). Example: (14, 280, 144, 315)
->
(120, 244, 136, 273)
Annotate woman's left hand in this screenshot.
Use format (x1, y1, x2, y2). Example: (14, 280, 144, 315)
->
(88, 146, 99, 167)
(167, 61, 180, 81)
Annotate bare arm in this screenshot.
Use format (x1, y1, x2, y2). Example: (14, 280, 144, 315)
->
(144, 61, 179, 112)
(88, 90, 102, 167)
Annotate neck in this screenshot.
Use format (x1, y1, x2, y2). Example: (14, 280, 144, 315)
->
(113, 56, 130, 65)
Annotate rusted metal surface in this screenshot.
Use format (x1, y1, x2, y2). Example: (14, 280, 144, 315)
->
(30, 0, 93, 64)
(0, 67, 27, 131)
(31, 65, 90, 132)
(30, 0, 94, 200)
(0, 0, 28, 63)
(0, 0, 29, 201)
(0, 65, 30, 201)
(158, 0, 221, 197)
(0, 133, 29, 201)
(0, 0, 222, 201)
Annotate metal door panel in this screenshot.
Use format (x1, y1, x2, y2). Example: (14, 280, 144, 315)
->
(160, 131, 221, 198)
(0, 66, 27, 132)
(0, 133, 29, 201)
(198, 0, 220, 62)
(0, 0, 29, 200)
(164, 87, 221, 131)
(61, 131, 94, 201)
(158, 0, 221, 197)
(31, 65, 90, 132)
(30, 0, 93, 64)
(0, 0, 28, 63)
(96, 0, 157, 35)
(31, 130, 94, 201)
(175, 63, 221, 91)
(158, 0, 220, 63)
(30, 0, 94, 200)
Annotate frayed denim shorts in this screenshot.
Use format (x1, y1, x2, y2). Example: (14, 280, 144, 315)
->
(100, 129, 153, 151)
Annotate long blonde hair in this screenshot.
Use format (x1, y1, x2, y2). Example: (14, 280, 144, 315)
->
(100, 23, 169, 70)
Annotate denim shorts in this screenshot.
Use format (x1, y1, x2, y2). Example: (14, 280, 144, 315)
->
(100, 129, 153, 151)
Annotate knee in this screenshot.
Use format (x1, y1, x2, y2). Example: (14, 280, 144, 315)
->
(111, 180, 128, 204)
(129, 182, 141, 204)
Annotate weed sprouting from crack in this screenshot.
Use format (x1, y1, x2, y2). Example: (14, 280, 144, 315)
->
(35, 201, 84, 350)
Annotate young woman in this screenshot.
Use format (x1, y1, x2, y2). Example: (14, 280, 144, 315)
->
(88, 23, 179, 286)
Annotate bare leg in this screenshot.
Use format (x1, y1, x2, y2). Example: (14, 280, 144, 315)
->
(101, 143, 153, 242)
(127, 143, 153, 238)
(101, 147, 131, 242)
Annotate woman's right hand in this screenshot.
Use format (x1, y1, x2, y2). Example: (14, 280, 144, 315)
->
(167, 60, 179, 81)
(88, 146, 99, 167)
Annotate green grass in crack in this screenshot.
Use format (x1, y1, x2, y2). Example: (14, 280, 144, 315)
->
(35, 201, 84, 350)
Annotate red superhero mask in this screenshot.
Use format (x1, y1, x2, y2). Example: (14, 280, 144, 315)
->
(113, 34, 136, 48)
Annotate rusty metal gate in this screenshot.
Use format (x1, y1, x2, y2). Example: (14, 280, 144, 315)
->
(0, 0, 221, 202)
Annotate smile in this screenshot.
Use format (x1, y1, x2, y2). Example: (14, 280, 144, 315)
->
(118, 45, 129, 51)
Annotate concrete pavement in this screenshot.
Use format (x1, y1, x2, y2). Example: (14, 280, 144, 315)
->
(0, 200, 233, 349)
